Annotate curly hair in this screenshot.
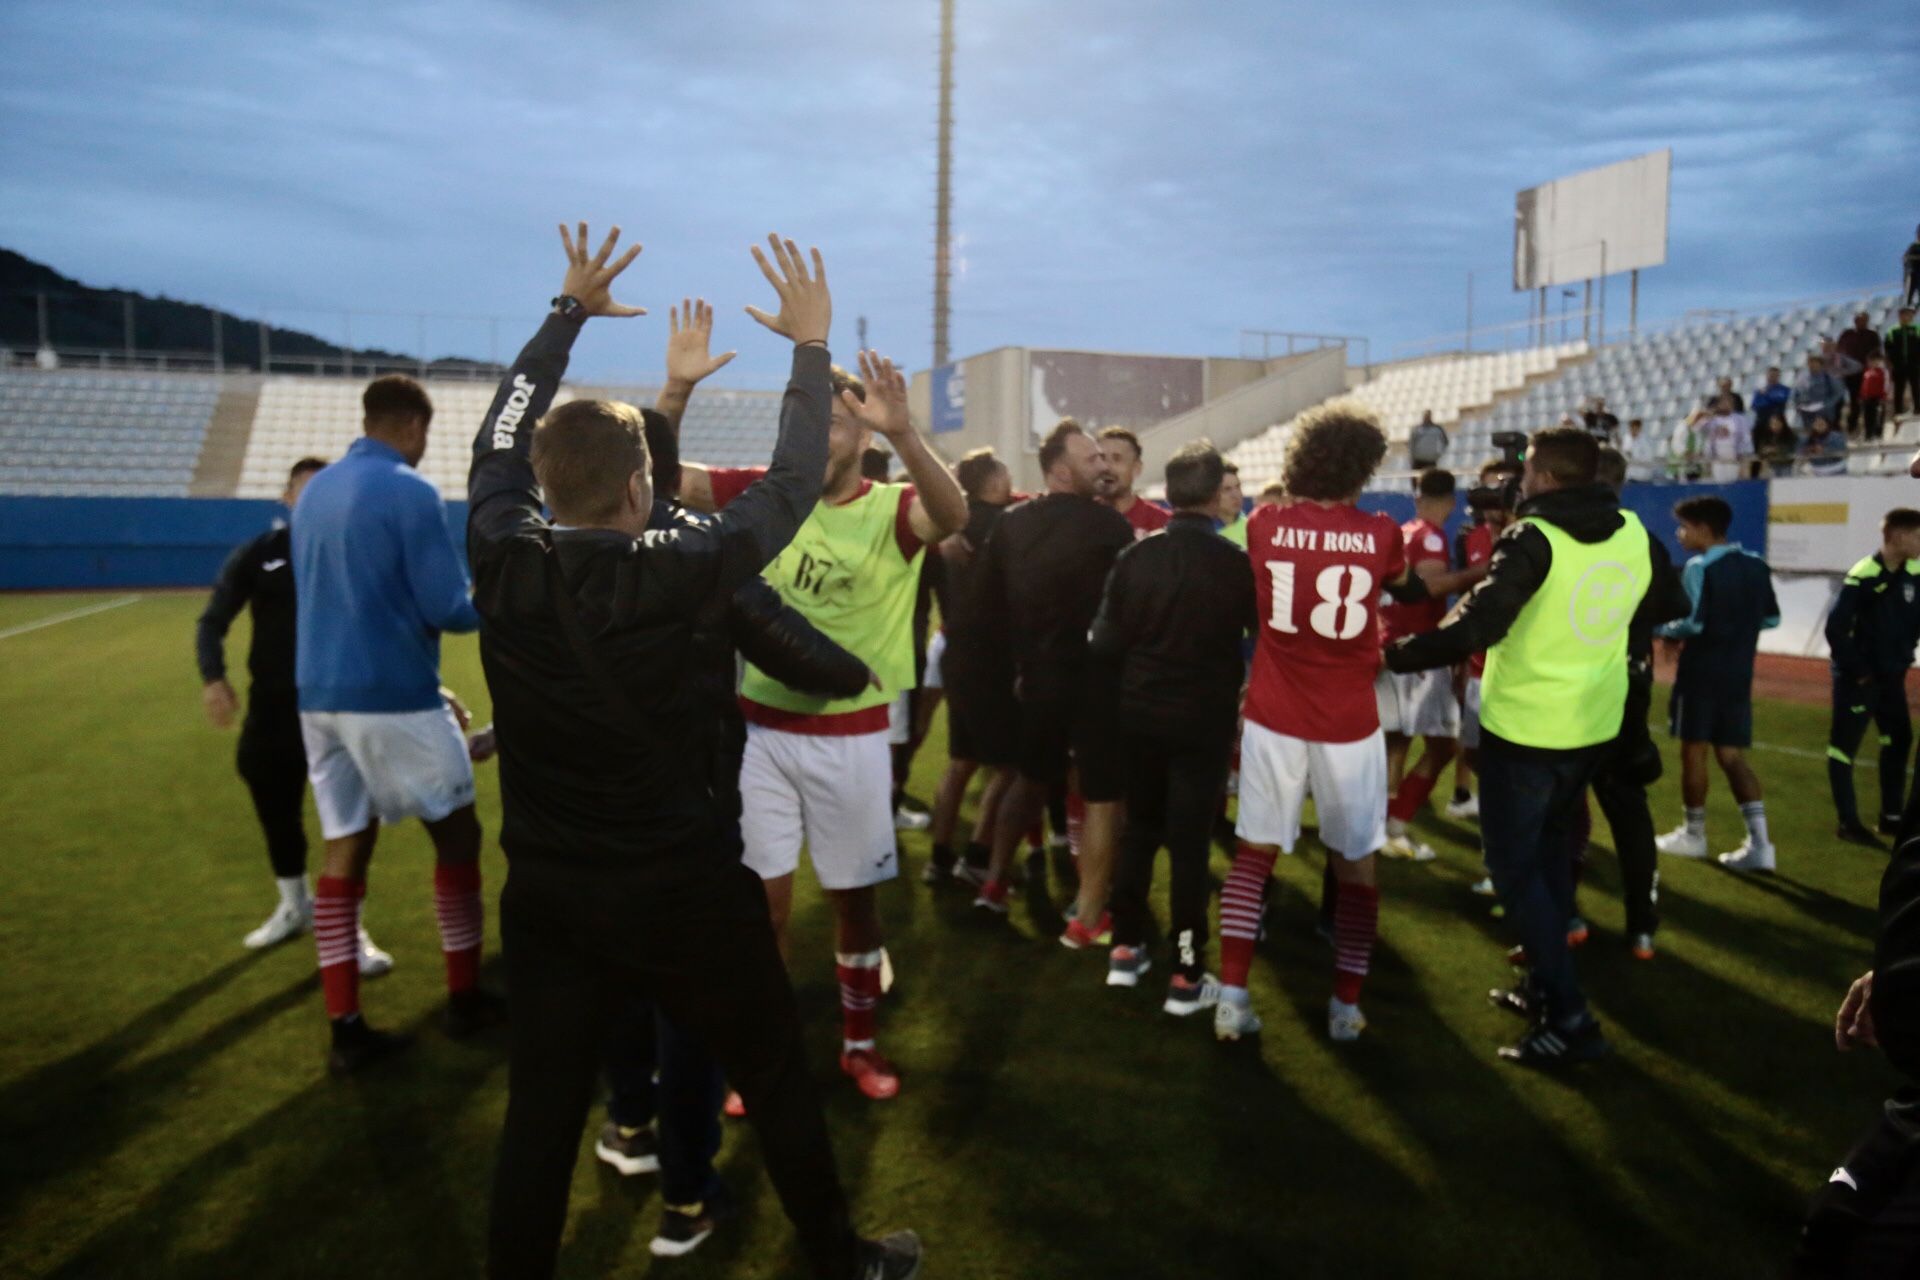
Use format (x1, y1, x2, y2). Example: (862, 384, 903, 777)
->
(1281, 400, 1387, 501)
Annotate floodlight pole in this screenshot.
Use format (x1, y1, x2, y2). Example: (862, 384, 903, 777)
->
(932, 0, 955, 368)
(1630, 269, 1639, 336)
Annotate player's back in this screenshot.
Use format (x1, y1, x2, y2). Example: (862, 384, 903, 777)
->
(1244, 500, 1405, 743)
(991, 492, 1133, 686)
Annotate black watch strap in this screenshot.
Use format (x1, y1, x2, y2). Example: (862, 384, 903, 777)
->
(551, 294, 586, 321)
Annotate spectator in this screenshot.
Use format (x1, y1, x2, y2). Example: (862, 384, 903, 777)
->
(1556, 412, 1585, 435)
(1407, 410, 1448, 470)
(1698, 394, 1754, 483)
(1622, 417, 1660, 482)
(1702, 376, 1745, 414)
(1863, 354, 1891, 443)
(1669, 410, 1706, 481)
(1837, 312, 1884, 435)
(1583, 397, 1620, 442)
(1751, 366, 1792, 432)
(1753, 415, 1800, 477)
(1795, 353, 1849, 433)
(1802, 416, 1850, 476)
(1889, 305, 1919, 420)
(1905, 223, 1920, 308)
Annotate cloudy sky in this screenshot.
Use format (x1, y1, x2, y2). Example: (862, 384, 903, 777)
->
(2, 0, 1915, 383)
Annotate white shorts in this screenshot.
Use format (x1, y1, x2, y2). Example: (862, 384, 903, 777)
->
(1235, 719, 1386, 860)
(740, 724, 899, 890)
(299, 707, 476, 840)
(1459, 675, 1484, 749)
(1374, 668, 1461, 739)
(924, 630, 946, 691)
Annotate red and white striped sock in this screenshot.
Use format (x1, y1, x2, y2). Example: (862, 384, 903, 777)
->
(1331, 881, 1380, 1006)
(433, 860, 483, 994)
(836, 950, 883, 1052)
(1065, 790, 1085, 860)
(1219, 842, 1277, 989)
(314, 874, 365, 1020)
(1389, 770, 1438, 824)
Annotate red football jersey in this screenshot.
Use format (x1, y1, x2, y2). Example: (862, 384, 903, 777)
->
(1380, 517, 1449, 642)
(1115, 495, 1172, 539)
(1244, 501, 1407, 743)
(1462, 522, 1496, 677)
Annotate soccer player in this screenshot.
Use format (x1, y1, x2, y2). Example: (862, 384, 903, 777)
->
(1654, 496, 1781, 872)
(1215, 401, 1435, 1045)
(292, 367, 500, 1074)
(1385, 427, 1675, 1067)
(197, 454, 394, 965)
(680, 341, 966, 1102)
(473, 225, 920, 1280)
(924, 448, 1021, 886)
(1824, 509, 1920, 846)
(1094, 441, 1254, 1013)
(1216, 459, 1248, 547)
(973, 421, 1132, 945)
(1097, 424, 1172, 538)
(1379, 468, 1488, 859)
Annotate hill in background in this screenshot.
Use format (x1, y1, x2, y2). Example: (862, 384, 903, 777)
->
(0, 249, 486, 373)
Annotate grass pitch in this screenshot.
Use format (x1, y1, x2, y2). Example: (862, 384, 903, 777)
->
(0, 591, 1900, 1278)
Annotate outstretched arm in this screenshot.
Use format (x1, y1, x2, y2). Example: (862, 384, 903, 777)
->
(839, 349, 967, 543)
(195, 539, 255, 728)
(1386, 525, 1553, 672)
(468, 222, 646, 552)
(654, 298, 737, 435)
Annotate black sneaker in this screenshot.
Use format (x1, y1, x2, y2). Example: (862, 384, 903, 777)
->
(649, 1186, 735, 1258)
(444, 988, 509, 1039)
(1838, 823, 1888, 850)
(326, 1015, 412, 1076)
(1498, 1015, 1611, 1068)
(854, 1230, 923, 1280)
(920, 849, 956, 885)
(593, 1118, 660, 1176)
(1488, 986, 1538, 1021)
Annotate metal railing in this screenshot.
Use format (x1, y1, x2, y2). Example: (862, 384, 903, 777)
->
(1238, 329, 1369, 373)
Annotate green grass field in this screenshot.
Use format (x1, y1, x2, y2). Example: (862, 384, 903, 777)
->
(0, 590, 1902, 1278)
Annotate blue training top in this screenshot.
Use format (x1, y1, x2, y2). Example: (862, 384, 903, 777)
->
(292, 435, 480, 712)
(1659, 542, 1779, 697)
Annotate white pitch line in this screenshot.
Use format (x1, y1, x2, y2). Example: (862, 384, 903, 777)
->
(1752, 740, 1847, 763)
(0, 594, 142, 641)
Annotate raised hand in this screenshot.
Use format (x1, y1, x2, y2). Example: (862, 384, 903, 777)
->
(557, 222, 646, 318)
(666, 298, 737, 385)
(843, 349, 912, 441)
(743, 234, 830, 346)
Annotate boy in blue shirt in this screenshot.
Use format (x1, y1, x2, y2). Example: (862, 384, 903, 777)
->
(1655, 496, 1780, 871)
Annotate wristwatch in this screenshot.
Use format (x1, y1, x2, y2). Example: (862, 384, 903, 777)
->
(550, 294, 586, 321)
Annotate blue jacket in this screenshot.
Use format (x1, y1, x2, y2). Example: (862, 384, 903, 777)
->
(292, 435, 479, 711)
(1660, 542, 1778, 694)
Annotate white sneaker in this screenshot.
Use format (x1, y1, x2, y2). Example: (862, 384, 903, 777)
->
(243, 899, 311, 950)
(1656, 825, 1708, 858)
(1328, 996, 1368, 1042)
(358, 928, 394, 978)
(893, 807, 931, 832)
(1717, 840, 1776, 873)
(1470, 875, 1498, 898)
(1382, 835, 1437, 862)
(1213, 996, 1263, 1042)
(1445, 794, 1480, 820)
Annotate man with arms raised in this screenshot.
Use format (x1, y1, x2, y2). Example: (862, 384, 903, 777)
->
(679, 326, 966, 1102)
(1215, 401, 1433, 1045)
(473, 225, 919, 1279)
(292, 369, 498, 1073)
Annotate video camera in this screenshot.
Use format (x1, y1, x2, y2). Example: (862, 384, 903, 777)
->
(1466, 431, 1528, 514)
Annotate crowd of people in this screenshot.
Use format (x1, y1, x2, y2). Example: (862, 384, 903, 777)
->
(187, 223, 1920, 1278)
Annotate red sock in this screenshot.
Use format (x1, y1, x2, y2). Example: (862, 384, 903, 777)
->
(1389, 770, 1439, 824)
(314, 874, 365, 1019)
(1025, 820, 1045, 853)
(1219, 842, 1277, 988)
(433, 860, 483, 994)
(1331, 881, 1380, 1005)
(836, 950, 882, 1049)
(1066, 790, 1085, 859)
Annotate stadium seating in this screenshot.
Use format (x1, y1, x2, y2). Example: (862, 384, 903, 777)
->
(1469, 293, 1907, 459)
(0, 370, 218, 496)
(1226, 343, 1585, 480)
(235, 378, 787, 498)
